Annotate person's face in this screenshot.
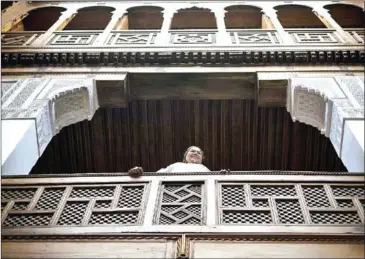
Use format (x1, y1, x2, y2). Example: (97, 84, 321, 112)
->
(185, 147, 203, 164)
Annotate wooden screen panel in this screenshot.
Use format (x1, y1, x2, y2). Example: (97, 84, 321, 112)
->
(2, 240, 177, 258)
(218, 182, 364, 225)
(154, 182, 205, 225)
(190, 240, 364, 258)
(1, 183, 149, 228)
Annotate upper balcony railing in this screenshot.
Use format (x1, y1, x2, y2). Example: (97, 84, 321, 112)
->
(2, 28, 364, 48)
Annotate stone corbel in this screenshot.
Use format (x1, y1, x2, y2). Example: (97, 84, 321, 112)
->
(287, 82, 330, 135)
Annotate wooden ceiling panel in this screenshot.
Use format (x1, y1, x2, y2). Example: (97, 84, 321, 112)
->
(30, 100, 346, 174)
(129, 73, 256, 100)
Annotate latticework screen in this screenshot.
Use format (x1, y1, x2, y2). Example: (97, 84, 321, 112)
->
(154, 182, 205, 225)
(1, 184, 148, 227)
(218, 183, 364, 225)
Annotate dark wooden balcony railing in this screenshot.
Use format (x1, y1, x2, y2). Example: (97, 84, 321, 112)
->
(2, 171, 364, 236)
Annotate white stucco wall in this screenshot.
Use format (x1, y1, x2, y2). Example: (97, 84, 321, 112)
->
(1, 119, 39, 176)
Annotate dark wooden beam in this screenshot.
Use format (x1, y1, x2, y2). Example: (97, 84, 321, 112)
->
(129, 73, 256, 100)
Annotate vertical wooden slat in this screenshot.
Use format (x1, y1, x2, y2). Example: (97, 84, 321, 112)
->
(143, 180, 160, 226)
(27, 187, 44, 211)
(82, 199, 95, 226)
(206, 179, 216, 226)
(295, 184, 311, 224)
(140, 101, 149, 170)
(50, 186, 72, 226)
(30, 100, 347, 174)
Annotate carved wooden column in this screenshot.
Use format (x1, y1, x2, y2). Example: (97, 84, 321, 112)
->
(155, 8, 176, 45)
(312, 7, 357, 44)
(94, 9, 127, 46)
(213, 8, 230, 45)
(31, 8, 78, 46)
(261, 8, 293, 44)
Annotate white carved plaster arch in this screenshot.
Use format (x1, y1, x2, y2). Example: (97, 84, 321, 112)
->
(287, 76, 364, 171)
(1, 78, 99, 156)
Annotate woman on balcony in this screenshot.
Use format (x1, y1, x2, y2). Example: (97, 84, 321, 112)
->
(129, 146, 217, 177)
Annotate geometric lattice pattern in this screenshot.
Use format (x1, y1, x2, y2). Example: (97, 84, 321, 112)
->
(118, 186, 145, 208)
(1, 183, 148, 228)
(3, 213, 53, 227)
(107, 32, 157, 45)
(57, 201, 88, 226)
(1, 32, 40, 46)
(154, 183, 203, 225)
(89, 211, 139, 225)
(290, 32, 339, 43)
(223, 211, 272, 224)
(35, 188, 64, 210)
(302, 186, 331, 208)
(171, 33, 215, 44)
(48, 33, 98, 45)
(230, 32, 280, 44)
(276, 199, 305, 224)
(221, 185, 245, 207)
(219, 183, 364, 225)
(310, 211, 362, 224)
(1, 188, 37, 200)
(336, 199, 354, 208)
(331, 186, 364, 197)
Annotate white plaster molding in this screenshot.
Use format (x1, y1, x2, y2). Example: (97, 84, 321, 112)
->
(287, 76, 364, 171)
(289, 84, 329, 134)
(1, 77, 99, 156)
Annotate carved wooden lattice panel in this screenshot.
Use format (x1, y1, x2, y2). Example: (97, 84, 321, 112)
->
(230, 32, 280, 44)
(218, 183, 364, 225)
(1, 33, 41, 46)
(154, 182, 204, 225)
(290, 32, 340, 43)
(171, 33, 215, 44)
(47, 32, 100, 45)
(1, 183, 148, 228)
(107, 32, 156, 45)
